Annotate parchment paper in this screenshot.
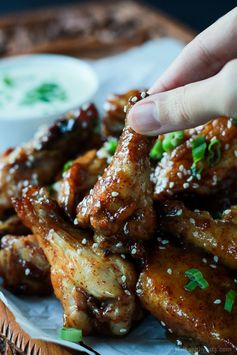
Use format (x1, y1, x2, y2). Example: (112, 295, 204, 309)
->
(0, 39, 189, 355)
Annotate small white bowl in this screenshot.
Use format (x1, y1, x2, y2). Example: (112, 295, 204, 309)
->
(0, 54, 98, 151)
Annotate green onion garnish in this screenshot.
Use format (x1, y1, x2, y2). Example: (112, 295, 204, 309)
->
(150, 139, 164, 160)
(184, 268, 209, 291)
(62, 160, 73, 174)
(224, 289, 237, 313)
(3, 74, 14, 87)
(21, 82, 67, 106)
(207, 137, 221, 166)
(104, 138, 118, 155)
(59, 327, 82, 342)
(162, 131, 184, 152)
(191, 136, 207, 176)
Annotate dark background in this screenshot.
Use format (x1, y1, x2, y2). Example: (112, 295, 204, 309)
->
(0, 0, 236, 32)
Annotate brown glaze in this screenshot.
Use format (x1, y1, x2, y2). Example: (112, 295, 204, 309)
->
(138, 242, 237, 353)
(152, 117, 237, 200)
(159, 200, 237, 270)
(77, 92, 157, 243)
(13, 186, 140, 336)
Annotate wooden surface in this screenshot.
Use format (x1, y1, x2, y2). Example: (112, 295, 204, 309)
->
(0, 1, 195, 354)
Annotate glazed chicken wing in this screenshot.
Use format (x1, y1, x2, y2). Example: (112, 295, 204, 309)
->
(0, 214, 30, 238)
(77, 92, 157, 244)
(159, 200, 237, 270)
(102, 89, 142, 137)
(152, 117, 237, 200)
(0, 234, 51, 295)
(138, 242, 237, 352)
(14, 186, 139, 336)
(0, 103, 98, 217)
(55, 149, 107, 220)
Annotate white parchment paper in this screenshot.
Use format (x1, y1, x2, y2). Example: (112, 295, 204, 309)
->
(0, 39, 189, 355)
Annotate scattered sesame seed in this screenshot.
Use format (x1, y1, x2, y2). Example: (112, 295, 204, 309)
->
(176, 209, 183, 216)
(176, 340, 182, 346)
(162, 239, 169, 245)
(137, 288, 142, 295)
(124, 290, 131, 296)
(121, 254, 126, 259)
(116, 242, 123, 248)
(131, 248, 136, 255)
(223, 209, 231, 215)
(123, 105, 127, 113)
(192, 183, 200, 189)
(189, 218, 195, 225)
(202, 258, 207, 264)
(25, 268, 30, 276)
(193, 231, 199, 237)
(227, 120, 232, 129)
(213, 255, 219, 263)
(183, 182, 189, 189)
(169, 182, 175, 188)
(111, 191, 119, 197)
(159, 246, 166, 250)
(131, 96, 138, 103)
(121, 275, 127, 283)
(234, 279, 237, 283)
(177, 172, 183, 179)
(187, 176, 193, 182)
(81, 238, 87, 245)
(140, 91, 146, 99)
(179, 165, 184, 172)
(213, 299, 221, 304)
(210, 264, 217, 269)
(225, 144, 230, 150)
(167, 268, 172, 275)
(74, 218, 79, 225)
(160, 321, 166, 327)
(203, 345, 210, 353)
(234, 150, 237, 158)
(168, 328, 173, 333)
(194, 209, 200, 212)
(119, 328, 127, 334)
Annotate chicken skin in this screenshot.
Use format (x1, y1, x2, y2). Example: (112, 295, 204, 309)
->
(77, 92, 157, 244)
(0, 103, 99, 217)
(102, 89, 142, 137)
(14, 186, 139, 336)
(0, 215, 30, 238)
(0, 234, 51, 295)
(55, 149, 107, 220)
(138, 242, 237, 352)
(159, 200, 237, 270)
(152, 117, 237, 200)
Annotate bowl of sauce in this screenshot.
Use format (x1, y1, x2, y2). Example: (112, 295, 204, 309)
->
(0, 54, 98, 151)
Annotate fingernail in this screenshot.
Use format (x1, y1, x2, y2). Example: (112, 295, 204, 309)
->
(128, 102, 161, 134)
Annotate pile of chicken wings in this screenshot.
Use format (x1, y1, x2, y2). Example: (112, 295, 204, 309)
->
(1, 90, 237, 353)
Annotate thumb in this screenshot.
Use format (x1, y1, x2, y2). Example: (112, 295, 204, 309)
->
(128, 60, 237, 135)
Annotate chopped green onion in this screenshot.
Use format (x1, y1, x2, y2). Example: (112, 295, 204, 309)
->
(3, 74, 14, 87)
(184, 268, 209, 291)
(231, 118, 237, 125)
(224, 289, 237, 313)
(207, 137, 221, 166)
(104, 138, 118, 155)
(162, 131, 184, 152)
(59, 327, 82, 342)
(191, 136, 207, 177)
(150, 139, 164, 160)
(21, 82, 67, 106)
(184, 280, 198, 292)
(62, 160, 73, 174)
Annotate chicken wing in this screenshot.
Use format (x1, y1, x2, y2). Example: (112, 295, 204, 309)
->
(0, 234, 51, 295)
(159, 200, 237, 270)
(0, 103, 99, 216)
(14, 186, 140, 336)
(152, 117, 237, 200)
(54, 149, 107, 220)
(77, 92, 157, 245)
(0, 214, 30, 238)
(138, 241, 237, 352)
(102, 89, 142, 137)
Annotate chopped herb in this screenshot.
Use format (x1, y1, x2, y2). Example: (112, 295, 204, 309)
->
(224, 289, 236, 313)
(62, 160, 73, 174)
(21, 82, 67, 106)
(104, 138, 118, 155)
(162, 131, 184, 152)
(59, 327, 82, 342)
(191, 136, 207, 177)
(231, 118, 237, 125)
(207, 137, 221, 166)
(3, 74, 14, 87)
(184, 268, 209, 291)
(150, 139, 164, 160)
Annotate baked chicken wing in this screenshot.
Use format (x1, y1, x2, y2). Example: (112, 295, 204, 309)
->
(0, 214, 30, 238)
(159, 200, 237, 270)
(152, 117, 237, 200)
(138, 242, 237, 352)
(0, 103, 98, 217)
(14, 186, 139, 336)
(77, 92, 157, 244)
(0, 234, 51, 295)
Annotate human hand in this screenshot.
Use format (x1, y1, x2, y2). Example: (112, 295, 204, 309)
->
(128, 7, 237, 135)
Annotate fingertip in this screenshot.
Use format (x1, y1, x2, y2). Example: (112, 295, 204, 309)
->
(127, 101, 161, 135)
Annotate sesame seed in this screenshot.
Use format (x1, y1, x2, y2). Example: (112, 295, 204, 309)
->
(192, 183, 200, 189)
(194, 209, 200, 212)
(210, 264, 217, 269)
(213, 255, 219, 263)
(160, 321, 166, 327)
(193, 231, 199, 237)
(176, 340, 182, 346)
(25, 268, 30, 276)
(203, 345, 210, 353)
(176, 209, 183, 216)
(234, 279, 237, 283)
(111, 191, 119, 197)
(187, 176, 193, 182)
(168, 328, 173, 333)
(131, 96, 138, 103)
(202, 258, 207, 264)
(213, 299, 221, 304)
(189, 218, 195, 225)
(161, 239, 169, 245)
(234, 150, 237, 158)
(159, 246, 166, 250)
(169, 182, 174, 188)
(179, 165, 184, 172)
(124, 290, 131, 296)
(183, 182, 189, 189)
(225, 144, 230, 150)
(167, 268, 172, 275)
(81, 238, 87, 245)
(227, 120, 232, 129)
(121, 275, 127, 283)
(121, 254, 126, 259)
(140, 91, 146, 99)
(223, 209, 231, 215)
(119, 328, 127, 334)
(177, 172, 183, 179)
(137, 288, 142, 295)
(123, 105, 127, 113)
(131, 248, 136, 255)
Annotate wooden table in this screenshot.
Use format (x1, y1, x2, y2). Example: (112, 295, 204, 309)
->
(0, 1, 195, 354)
